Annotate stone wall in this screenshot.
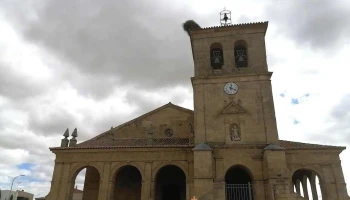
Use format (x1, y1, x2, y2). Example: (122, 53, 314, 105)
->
(192, 74, 279, 145)
(109, 106, 194, 139)
(190, 24, 268, 77)
(286, 149, 350, 200)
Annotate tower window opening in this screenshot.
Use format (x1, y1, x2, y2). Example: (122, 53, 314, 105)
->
(234, 40, 248, 68)
(210, 43, 224, 70)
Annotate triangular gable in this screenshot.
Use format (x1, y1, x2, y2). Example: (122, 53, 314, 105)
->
(90, 102, 194, 140)
(221, 100, 246, 114)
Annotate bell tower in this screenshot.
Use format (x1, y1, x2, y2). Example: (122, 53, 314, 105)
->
(189, 21, 279, 145)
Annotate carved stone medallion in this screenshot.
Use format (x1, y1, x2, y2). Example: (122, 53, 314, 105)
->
(165, 129, 173, 137)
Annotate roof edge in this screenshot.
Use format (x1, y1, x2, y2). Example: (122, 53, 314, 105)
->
(89, 103, 194, 141)
(280, 140, 346, 150)
(190, 21, 268, 35)
(50, 144, 195, 150)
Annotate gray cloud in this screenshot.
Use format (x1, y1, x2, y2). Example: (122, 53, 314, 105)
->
(3, 0, 196, 99)
(331, 94, 350, 120)
(305, 94, 350, 145)
(124, 86, 192, 118)
(0, 62, 47, 100)
(265, 0, 350, 50)
(27, 107, 78, 136)
(0, 0, 198, 147)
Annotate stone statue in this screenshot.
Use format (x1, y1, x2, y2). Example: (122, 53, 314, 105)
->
(230, 123, 241, 141)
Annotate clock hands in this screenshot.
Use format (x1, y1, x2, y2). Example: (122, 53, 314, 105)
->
(229, 84, 236, 91)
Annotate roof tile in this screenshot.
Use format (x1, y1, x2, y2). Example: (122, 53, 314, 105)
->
(279, 140, 344, 150)
(50, 139, 345, 150)
(52, 138, 192, 149)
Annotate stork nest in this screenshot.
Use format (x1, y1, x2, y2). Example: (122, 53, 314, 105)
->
(182, 20, 201, 36)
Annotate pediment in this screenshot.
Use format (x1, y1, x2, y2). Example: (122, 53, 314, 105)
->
(90, 103, 194, 141)
(221, 99, 246, 115)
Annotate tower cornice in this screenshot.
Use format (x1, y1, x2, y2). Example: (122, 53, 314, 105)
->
(191, 72, 273, 85)
(189, 21, 268, 39)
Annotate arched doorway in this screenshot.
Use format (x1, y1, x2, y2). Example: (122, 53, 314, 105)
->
(70, 166, 100, 200)
(225, 165, 254, 200)
(155, 165, 186, 200)
(113, 165, 142, 200)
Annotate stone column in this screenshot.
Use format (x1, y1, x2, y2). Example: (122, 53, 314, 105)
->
(310, 173, 318, 200)
(302, 176, 309, 199)
(141, 162, 152, 200)
(192, 84, 206, 144)
(186, 181, 190, 200)
(322, 164, 339, 199)
(150, 181, 156, 200)
(57, 163, 72, 200)
(295, 179, 301, 195)
(107, 181, 114, 200)
(193, 143, 214, 198)
(214, 158, 225, 200)
(213, 181, 225, 200)
(188, 161, 194, 198)
(98, 163, 111, 200)
(254, 180, 266, 200)
(46, 162, 63, 200)
(331, 163, 350, 200)
(260, 80, 279, 144)
(65, 181, 74, 200)
(262, 145, 292, 200)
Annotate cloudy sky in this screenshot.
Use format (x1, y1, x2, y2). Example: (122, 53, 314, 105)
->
(0, 0, 349, 197)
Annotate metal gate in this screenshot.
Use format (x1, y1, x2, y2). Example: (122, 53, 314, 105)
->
(225, 183, 253, 200)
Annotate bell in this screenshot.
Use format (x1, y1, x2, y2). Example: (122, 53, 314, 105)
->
(223, 13, 228, 22)
(236, 50, 245, 62)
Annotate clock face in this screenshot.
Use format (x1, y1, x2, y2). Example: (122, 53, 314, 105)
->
(224, 82, 239, 95)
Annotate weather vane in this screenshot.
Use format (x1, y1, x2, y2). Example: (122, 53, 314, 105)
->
(220, 7, 232, 26)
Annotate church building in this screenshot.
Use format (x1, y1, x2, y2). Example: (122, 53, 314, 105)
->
(46, 18, 350, 200)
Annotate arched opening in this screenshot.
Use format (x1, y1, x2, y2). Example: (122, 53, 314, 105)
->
(234, 40, 248, 68)
(155, 165, 186, 200)
(210, 42, 224, 70)
(70, 166, 100, 200)
(113, 165, 142, 200)
(225, 165, 254, 200)
(292, 169, 325, 200)
(316, 176, 323, 199)
(299, 181, 304, 197)
(307, 177, 314, 200)
(293, 184, 296, 193)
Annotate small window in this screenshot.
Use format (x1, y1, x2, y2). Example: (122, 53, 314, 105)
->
(234, 40, 248, 68)
(210, 43, 224, 70)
